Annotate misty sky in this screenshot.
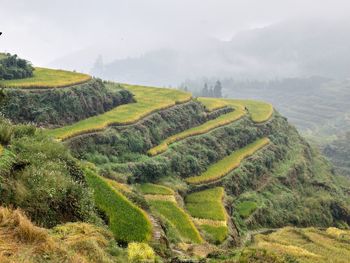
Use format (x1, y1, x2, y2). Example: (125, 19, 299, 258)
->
(1, 0, 350, 66)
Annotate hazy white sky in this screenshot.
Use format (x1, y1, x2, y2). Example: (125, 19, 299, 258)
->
(1, 0, 350, 65)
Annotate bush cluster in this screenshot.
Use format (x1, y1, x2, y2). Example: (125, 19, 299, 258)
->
(0, 53, 33, 80)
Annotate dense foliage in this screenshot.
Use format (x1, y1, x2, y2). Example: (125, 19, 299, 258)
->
(0, 53, 33, 80)
(323, 132, 350, 177)
(1, 79, 133, 127)
(0, 118, 99, 227)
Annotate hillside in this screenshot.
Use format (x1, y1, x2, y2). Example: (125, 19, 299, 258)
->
(0, 55, 349, 262)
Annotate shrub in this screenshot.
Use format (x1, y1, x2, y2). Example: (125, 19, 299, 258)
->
(128, 242, 155, 263)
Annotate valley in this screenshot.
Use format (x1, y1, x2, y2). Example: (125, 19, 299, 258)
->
(0, 55, 349, 262)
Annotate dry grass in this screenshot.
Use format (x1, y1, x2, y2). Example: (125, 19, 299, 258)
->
(252, 227, 350, 263)
(0, 206, 123, 263)
(0, 67, 92, 89)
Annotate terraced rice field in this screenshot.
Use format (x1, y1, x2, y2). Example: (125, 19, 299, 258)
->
(185, 187, 228, 244)
(141, 184, 202, 244)
(0, 67, 91, 89)
(148, 97, 273, 156)
(185, 187, 226, 221)
(147, 105, 245, 156)
(84, 167, 152, 243)
(252, 227, 350, 263)
(138, 183, 174, 195)
(198, 97, 274, 123)
(236, 201, 258, 218)
(148, 200, 203, 244)
(47, 84, 192, 140)
(186, 137, 270, 184)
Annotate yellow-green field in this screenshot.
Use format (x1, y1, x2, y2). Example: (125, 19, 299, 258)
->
(0, 67, 91, 89)
(251, 227, 350, 263)
(186, 137, 270, 184)
(47, 84, 192, 140)
(148, 97, 273, 156)
(198, 97, 273, 123)
(185, 187, 228, 244)
(141, 183, 203, 244)
(185, 187, 226, 221)
(84, 167, 152, 243)
(147, 106, 245, 156)
(148, 200, 203, 244)
(138, 183, 174, 195)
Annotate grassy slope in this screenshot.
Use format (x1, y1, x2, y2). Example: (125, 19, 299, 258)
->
(0, 67, 91, 88)
(186, 137, 270, 184)
(185, 187, 226, 221)
(185, 187, 228, 244)
(148, 199, 203, 244)
(138, 183, 174, 195)
(84, 167, 152, 243)
(236, 201, 258, 218)
(47, 84, 192, 140)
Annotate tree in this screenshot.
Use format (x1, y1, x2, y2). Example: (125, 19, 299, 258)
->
(202, 82, 209, 97)
(91, 55, 104, 77)
(213, 80, 223, 98)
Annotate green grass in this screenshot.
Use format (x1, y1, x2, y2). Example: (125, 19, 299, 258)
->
(0, 67, 91, 89)
(236, 201, 258, 218)
(199, 225, 228, 244)
(138, 183, 174, 195)
(198, 97, 273, 123)
(46, 83, 192, 140)
(185, 187, 226, 221)
(186, 138, 270, 184)
(147, 106, 245, 156)
(84, 167, 152, 243)
(148, 200, 203, 244)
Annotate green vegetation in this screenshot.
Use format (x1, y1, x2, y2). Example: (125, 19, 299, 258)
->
(0, 118, 98, 227)
(185, 187, 228, 244)
(186, 137, 270, 184)
(199, 225, 228, 245)
(47, 83, 192, 140)
(0, 67, 91, 88)
(138, 183, 174, 195)
(84, 167, 152, 243)
(236, 201, 257, 218)
(185, 187, 226, 221)
(147, 107, 245, 156)
(0, 53, 33, 80)
(1, 79, 133, 126)
(324, 132, 350, 176)
(148, 199, 203, 244)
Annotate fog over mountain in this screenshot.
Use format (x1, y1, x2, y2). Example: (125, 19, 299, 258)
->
(84, 19, 350, 86)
